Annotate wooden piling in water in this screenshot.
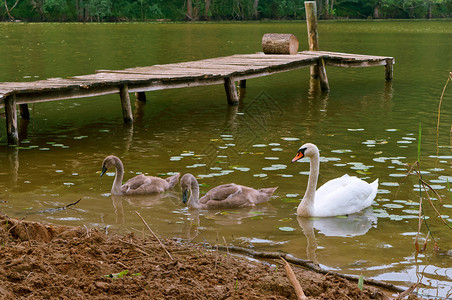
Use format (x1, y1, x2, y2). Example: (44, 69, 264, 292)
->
(19, 104, 30, 120)
(119, 84, 133, 124)
(385, 59, 393, 81)
(305, 1, 329, 91)
(224, 77, 239, 105)
(135, 91, 147, 102)
(5, 95, 18, 145)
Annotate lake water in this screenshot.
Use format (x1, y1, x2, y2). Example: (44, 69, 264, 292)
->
(1, 20, 452, 298)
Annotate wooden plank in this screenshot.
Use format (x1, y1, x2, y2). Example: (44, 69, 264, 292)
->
(307, 51, 394, 61)
(13, 84, 121, 105)
(0, 51, 393, 110)
(325, 60, 388, 68)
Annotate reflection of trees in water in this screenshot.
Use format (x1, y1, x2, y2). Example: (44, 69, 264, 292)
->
(202, 91, 284, 171)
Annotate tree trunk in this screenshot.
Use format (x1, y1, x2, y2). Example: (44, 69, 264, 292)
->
(5, 0, 21, 20)
(204, 0, 211, 20)
(253, 0, 259, 19)
(262, 34, 299, 55)
(373, 5, 380, 18)
(186, 0, 193, 20)
(324, 0, 330, 19)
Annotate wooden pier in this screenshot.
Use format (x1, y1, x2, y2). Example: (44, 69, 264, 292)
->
(0, 2, 394, 145)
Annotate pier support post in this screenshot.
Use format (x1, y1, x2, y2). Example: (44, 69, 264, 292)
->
(5, 95, 19, 145)
(305, 1, 329, 91)
(239, 80, 246, 88)
(318, 58, 330, 91)
(119, 84, 133, 124)
(385, 59, 393, 81)
(305, 1, 320, 79)
(19, 104, 30, 120)
(135, 92, 147, 102)
(224, 77, 239, 105)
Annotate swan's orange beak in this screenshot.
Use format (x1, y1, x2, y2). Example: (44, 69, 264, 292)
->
(292, 151, 304, 163)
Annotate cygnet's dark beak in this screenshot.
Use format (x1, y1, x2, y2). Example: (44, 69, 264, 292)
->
(100, 166, 107, 177)
(182, 189, 189, 204)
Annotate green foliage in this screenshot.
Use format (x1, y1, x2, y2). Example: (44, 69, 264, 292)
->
(358, 274, 364, 290)
(87, 0, 112, 21)
(1, 0, 451, 21)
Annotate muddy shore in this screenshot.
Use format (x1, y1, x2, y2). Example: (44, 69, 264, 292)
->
(0, 214, 418, 299)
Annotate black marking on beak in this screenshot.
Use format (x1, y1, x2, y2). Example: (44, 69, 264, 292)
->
(182, 189, 189, 204)
(100, 166, 107, 177)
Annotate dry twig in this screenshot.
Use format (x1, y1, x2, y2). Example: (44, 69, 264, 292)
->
(436, 72, 452, 152)
(215, 245, 405, 293)
(281, 257, 307, 299)
(395, 283, 419, 300)
(135, 211, 173, 260)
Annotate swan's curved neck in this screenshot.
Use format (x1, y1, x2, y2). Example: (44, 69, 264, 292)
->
(111, 158, 124, 195)
(188, 176, 201, 209)
(298, 150, 319, 216)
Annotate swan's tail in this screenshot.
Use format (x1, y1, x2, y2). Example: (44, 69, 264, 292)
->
(165, 173, 181, 190)
(256, 186, 278, 203)
(367, 178, 379, 204)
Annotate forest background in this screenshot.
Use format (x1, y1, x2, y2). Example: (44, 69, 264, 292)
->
(2, 0, 452, 22)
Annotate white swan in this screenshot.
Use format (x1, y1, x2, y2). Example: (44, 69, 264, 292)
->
(101, 155, 180, 196)
(292, 143, 378, 217)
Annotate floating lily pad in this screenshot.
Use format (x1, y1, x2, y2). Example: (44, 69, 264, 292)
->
(278, 226, 295, 232)
(281, 198, 299, 203)
(278, 218, 292, 222)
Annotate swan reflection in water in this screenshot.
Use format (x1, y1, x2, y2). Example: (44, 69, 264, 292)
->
(178, 204, 277, 241)
(110, 192, 179, 225)
(297, 207, 377, 264)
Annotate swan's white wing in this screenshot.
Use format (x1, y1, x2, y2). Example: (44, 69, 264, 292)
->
(315, 174, 351, 199)
(313, 175, 377, 217)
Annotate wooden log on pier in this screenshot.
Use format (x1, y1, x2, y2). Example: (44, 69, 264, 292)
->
(262, 34, 299, 55)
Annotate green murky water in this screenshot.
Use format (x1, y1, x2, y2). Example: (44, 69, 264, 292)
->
(1, 21, 452, 297)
